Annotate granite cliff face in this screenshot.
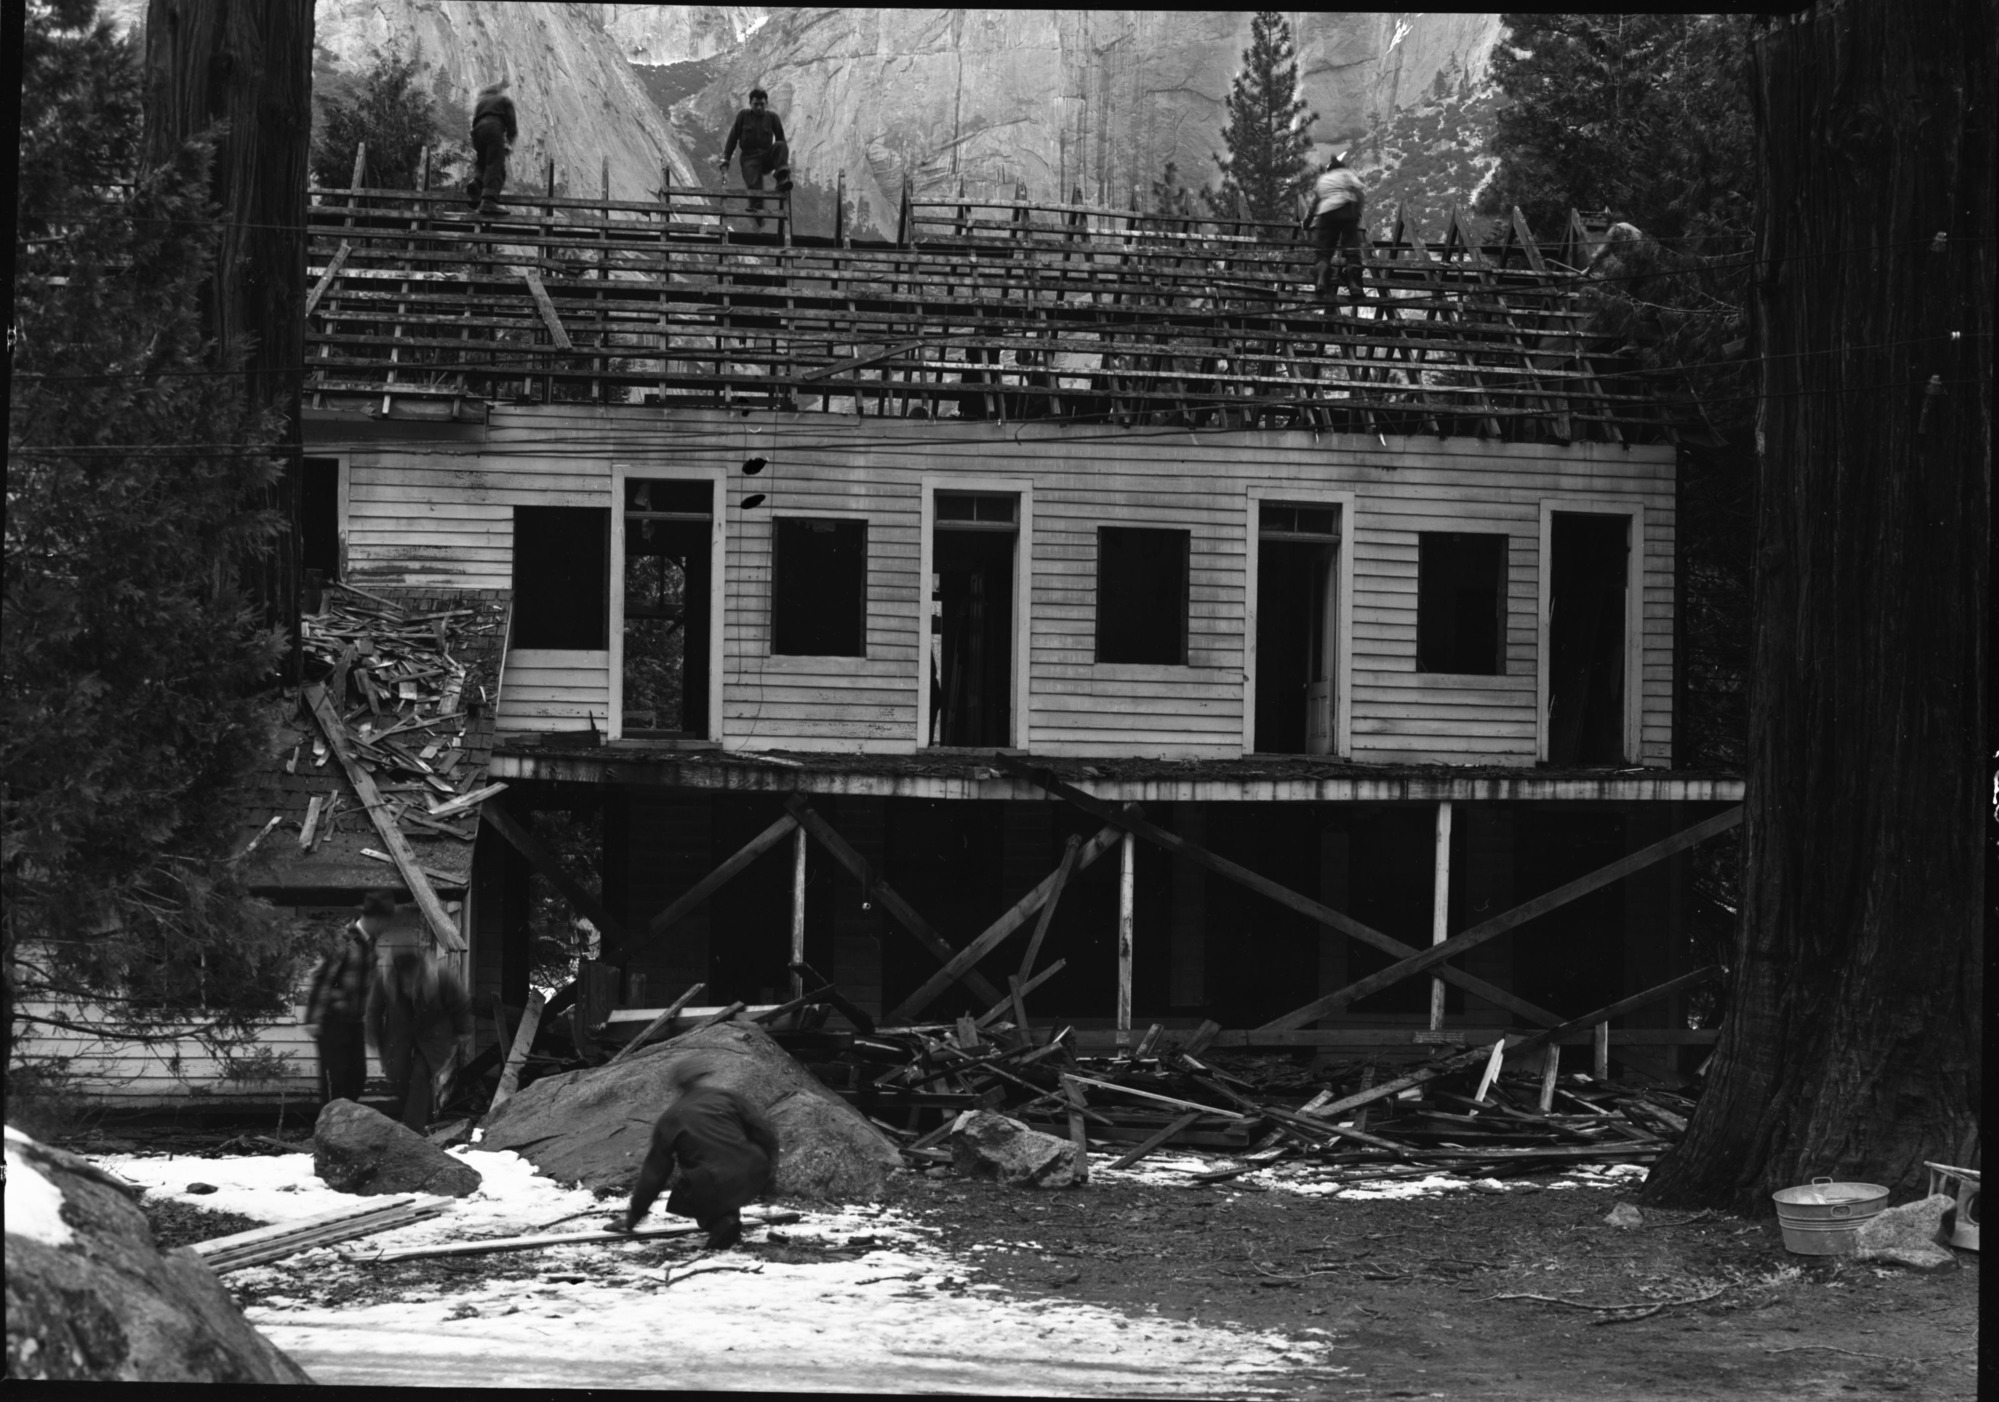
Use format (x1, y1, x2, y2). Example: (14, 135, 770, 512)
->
(666, 9, 1504, 237)
(599, 5, 769, 65)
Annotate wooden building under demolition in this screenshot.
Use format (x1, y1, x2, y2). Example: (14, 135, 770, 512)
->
(280, 171, 1742, 1079)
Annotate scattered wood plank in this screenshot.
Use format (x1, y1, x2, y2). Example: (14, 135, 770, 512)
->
(357, 1209, 803, 1263)
(605, 983, 707, 1066)
(1106, 1111, 1204, 1172)
(788, 960, 876, 1035)
(687, 1000, 746, 1033)
(487, 989, 545, 1115)
(194, 1195, 454, 1273)
(973, 958, 1067, 1029)
(304, 682, 463, 951)
(749, 986, 835, 1027)
(427, 781, 508, 820)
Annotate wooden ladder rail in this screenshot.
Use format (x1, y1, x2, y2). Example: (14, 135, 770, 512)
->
(1405, 218, 1503, 438)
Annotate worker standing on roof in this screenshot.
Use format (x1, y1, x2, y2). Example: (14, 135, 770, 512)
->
(719, 87, 787, 229)
(467, 79, 518, 216)
(1306, 153, 1367, 298)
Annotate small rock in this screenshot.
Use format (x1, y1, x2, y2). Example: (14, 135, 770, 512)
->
(1854, 1194, 1959, 1271)
(1604, 1202, 1644, 1229)
(311, 1100, 482, 1198)
(184, 1184, 218, 1196)
(948, 1111, 1088, 1189)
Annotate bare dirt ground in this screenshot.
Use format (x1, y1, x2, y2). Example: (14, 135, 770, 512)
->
(881, 1169, 1979, 1400)
(118, 1117, 1981, 1400)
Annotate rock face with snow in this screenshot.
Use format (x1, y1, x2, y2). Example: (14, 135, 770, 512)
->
(312, 1099, 484, 1198)
(948, 1110, 1088, 1189)
(3, 1127, 313, 1383)
(600, 4, 770, 65)
(667, 10, 1504, 238)
(480, 1020, 902, 1202)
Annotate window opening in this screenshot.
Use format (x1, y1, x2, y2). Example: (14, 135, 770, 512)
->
(623, 479, 713, 735)
(513, 505, 609, 650)
(1546, 512, 1630, 764)
(1255, 503, 1340, 753)
(772, 518, 867, 657)
(1416, 532, 1507, 675)
(931, 493, 1018, 746)
(1096, 526, 1189, 665)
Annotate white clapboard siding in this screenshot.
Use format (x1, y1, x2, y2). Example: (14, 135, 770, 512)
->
(320, 406, 1678, 763)
(495, 649, 610, 735)
(16, 1001, 321, 1107)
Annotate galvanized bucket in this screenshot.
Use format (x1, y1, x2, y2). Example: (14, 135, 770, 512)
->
(1772, 1177, 1890, 1255)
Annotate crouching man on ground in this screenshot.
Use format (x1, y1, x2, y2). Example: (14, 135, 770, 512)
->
(620, 1058, 781, 1248)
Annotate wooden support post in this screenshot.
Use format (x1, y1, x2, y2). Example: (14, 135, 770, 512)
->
(1007, 974, 1032, 1040)
(785, 797, 1004, 1005)
(604, 982, 707, 1067)
(303, 683, 462, 951)
(1594, 1021, 1611, 1081)
(488, 989, 544, 1115)
(1060, 1075, 1091, 1158)
(1429, 800, 1453, 1031)
(790, 825, 807, 1000)
(1116, 830, 1136, 1048)
(1538, 1043, 1562, 1112)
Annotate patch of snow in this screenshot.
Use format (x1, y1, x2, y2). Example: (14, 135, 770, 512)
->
(4, 1131, 74, 1247)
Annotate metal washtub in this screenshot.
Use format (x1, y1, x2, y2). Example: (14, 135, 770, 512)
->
(1771, 1177, 1890, 1255)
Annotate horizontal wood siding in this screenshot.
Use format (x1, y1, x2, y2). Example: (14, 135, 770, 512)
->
(319, 407, 1677, 764)
(16, 1001, 322, 1107)
(496, 649, 611, 735)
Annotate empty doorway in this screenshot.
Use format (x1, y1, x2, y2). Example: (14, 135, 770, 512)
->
(930, 492, 1017, 747)
(1254, 502, 1340, 754)
(1545, 511, 1631, 765)
(622, 478, 713, 737)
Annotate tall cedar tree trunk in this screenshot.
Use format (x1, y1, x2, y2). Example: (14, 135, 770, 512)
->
(1644, 0, 1990, 1212)
(141, 0, 314, 677)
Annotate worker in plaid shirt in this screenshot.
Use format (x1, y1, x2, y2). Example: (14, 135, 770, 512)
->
(304, 890, 394, 1103)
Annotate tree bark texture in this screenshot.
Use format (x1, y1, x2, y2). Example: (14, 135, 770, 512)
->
(141, 0, 314, 671)
(1645, 0, 1990, 1212)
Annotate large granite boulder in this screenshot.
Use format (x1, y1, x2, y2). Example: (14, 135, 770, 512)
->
(312, 1100, 483, 1198)
(949, 1110, 1089, 1188)
(4, 1126, 312, 1383)
(481, 1020, 902, 1201)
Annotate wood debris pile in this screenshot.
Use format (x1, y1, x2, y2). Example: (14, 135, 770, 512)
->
(293, 584, 506, 873)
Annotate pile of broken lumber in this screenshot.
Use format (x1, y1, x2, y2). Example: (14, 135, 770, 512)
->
(295, 584, 505, 869)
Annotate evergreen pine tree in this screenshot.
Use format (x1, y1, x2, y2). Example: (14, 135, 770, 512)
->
(311, 45, 456, 190)
(7, 0, 300, 1075)
(1208, 11, 1317, 224)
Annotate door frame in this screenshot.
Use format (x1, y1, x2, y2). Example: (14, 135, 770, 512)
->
(1536, 497, 1645, 764)
(1244, 486, 1355, 757)
(917, 475, 1034, 749)
(609, 462, 726, 742)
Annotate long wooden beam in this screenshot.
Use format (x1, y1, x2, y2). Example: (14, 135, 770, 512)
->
(784, 796, 1004, 1006)
(887, 821, 1122, 1024)
(638, 812, 798, 944)
(303, 682, 462, 951)
(1308, 966, 1720, 1121)
(1254, 807, 1743, 1033)
(481, 803, 629, 949)
(1019, 832, 1083, 982)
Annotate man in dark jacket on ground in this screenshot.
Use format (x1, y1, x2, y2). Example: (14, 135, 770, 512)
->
(468, 79, 518, 215)
(720, 87, 786, 228)
(364, 924, 474, 1130)
(621, 1059, 781, 1248)
(303, 890, 393, 1104)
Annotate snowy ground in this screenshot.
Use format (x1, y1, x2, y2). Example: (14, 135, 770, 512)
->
(92, 1142, 1648, 1394)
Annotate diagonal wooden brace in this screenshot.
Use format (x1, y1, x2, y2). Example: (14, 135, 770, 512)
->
(482, 803, 628, 949)
(637, 812, 798, 947)
(785, 796, 1004, 1006)
(1255, 806, 1742, 1033)
(888, 821, 1122, 1024)
(992, 756, 1578, 1033)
